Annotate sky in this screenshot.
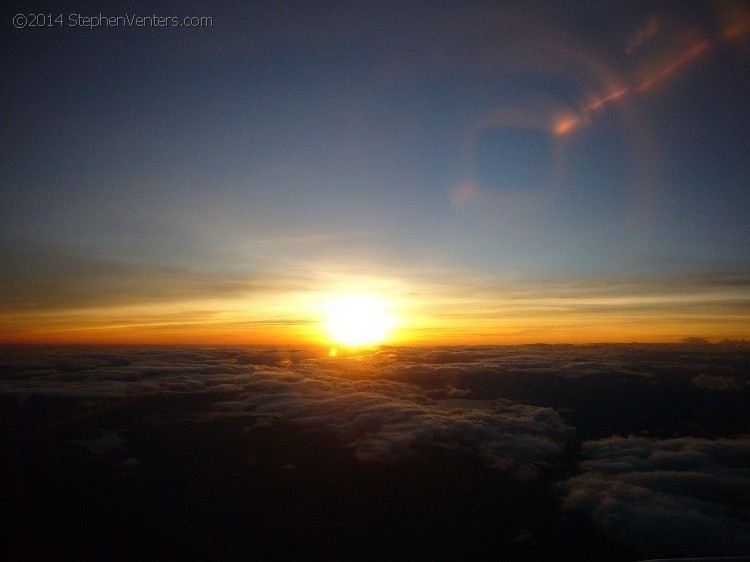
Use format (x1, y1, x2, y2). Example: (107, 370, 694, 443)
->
(2, 1, 750, 345)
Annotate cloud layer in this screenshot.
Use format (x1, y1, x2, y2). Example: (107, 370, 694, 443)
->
(0, 346, 571, 478)
(214, 365, 569, 476)
(559, 434, 750, 558)
(3, 342, 750, 557)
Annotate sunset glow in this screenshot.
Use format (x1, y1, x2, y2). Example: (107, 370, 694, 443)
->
(1, 3, 748, 347)
(322, 295, 396, 347)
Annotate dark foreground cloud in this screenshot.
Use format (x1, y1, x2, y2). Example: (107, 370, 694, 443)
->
(213, 366, 570, 478)
(2, 344, 750, 558)
(0, 346, 571, 479)
(3, 344, 749, 473)
(559, 434, 750, 558)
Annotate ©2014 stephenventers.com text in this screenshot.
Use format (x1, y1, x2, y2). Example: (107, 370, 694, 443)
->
(12, 13, 213, 29)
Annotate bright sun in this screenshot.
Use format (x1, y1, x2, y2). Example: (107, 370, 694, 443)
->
(322, 295, 395, 347)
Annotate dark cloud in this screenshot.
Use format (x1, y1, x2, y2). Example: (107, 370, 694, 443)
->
(0, 346, 571, 478)
(692, 373, 742, 391)
(2, 344, 749, 474)
(559, 435, 750, 558)
(213, 366, 570, 477)
(3, 344, 750, 557)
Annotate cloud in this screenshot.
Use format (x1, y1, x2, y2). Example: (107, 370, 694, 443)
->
(213, 365, 570, 477)
(0, 347, 266, 397)
(70, 428, 127, 456)
(0, 346, 572, 479)
(0, 240, 289, 313)
(559, 435, 750, 558)
(2, 343, 749, 556)
(3, 343, 749, 487)
(692, 373, 742, 391)
(4, 342, 747, 399)
(4, 235, 750, 345)
(0, 240, 326, 344)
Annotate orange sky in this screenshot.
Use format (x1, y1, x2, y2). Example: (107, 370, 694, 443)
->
(2, 270, 748, 345)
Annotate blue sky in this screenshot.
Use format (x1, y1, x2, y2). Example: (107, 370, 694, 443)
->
(2, 1, 749, 343)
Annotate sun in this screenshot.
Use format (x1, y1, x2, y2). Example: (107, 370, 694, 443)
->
(322, 295, 395, 348)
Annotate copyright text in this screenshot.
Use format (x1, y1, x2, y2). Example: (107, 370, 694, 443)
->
(13, 13, 213, 29)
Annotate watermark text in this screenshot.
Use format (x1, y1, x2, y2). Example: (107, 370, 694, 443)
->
(13, 13, 213, 29)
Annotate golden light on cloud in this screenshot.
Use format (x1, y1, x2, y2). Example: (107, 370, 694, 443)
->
(322, 294, 396, 348)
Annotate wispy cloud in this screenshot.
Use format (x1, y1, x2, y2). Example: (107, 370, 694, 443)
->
(0, 240, 273, 312)
(3, 239, 748, 344)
